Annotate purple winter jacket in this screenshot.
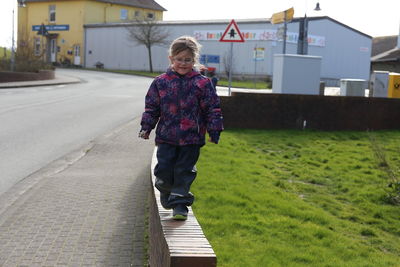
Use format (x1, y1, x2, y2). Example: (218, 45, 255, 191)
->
(140, 68, 223, 146)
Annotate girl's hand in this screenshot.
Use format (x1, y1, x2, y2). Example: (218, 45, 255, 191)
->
(208, 131, 220, 144)
(138, 130, 150, 139)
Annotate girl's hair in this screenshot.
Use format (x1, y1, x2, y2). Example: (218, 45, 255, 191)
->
(169, 36, 202, 65)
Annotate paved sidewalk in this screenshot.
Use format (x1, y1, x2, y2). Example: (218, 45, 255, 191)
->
(0, 119, 155, 267)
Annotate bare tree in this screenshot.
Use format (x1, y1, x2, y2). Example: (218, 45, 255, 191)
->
(222, 51, 234, 79)
(125, 19, 170, 73)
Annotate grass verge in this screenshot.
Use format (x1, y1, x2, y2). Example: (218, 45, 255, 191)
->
(84, 68, 271, 89)
(84, 68, 162, 78)
(217, 79, 271, 89)
(192, 129, 400, 267)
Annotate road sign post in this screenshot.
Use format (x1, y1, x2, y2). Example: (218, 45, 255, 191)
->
(271, 7, 294, 54)
(228, 42, 233, 94)
(219, 19, 245, 96)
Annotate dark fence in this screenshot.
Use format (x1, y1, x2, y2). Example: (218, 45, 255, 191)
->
(220, 93, 400, 131)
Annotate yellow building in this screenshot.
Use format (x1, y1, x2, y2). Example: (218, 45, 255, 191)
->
(17, 0, 166, 66)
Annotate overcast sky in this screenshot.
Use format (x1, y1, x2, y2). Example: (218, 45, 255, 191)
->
(1, 0, 399, 48)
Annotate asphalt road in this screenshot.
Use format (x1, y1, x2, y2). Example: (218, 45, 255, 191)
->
(0, 69, 153, 196)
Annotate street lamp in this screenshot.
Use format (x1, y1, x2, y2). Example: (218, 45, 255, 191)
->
(314, 2, 321, 11)
(297, 2, 321, 55)
(10, 8, 16, 71)
(10, 0, 27, 71)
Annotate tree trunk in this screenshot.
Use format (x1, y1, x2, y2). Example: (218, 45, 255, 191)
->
(147, 46, 153, 73)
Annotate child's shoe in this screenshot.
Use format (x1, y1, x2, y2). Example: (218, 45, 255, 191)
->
(160, 193, 172, 210)
(172, 204, 188, 221)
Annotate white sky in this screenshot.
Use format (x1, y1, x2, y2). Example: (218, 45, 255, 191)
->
(1, 0, 399, 48)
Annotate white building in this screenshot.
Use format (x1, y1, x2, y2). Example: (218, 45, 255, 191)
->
(84, 16, 372, 86)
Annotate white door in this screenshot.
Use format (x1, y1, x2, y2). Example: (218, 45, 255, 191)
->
(74, 45, 81, 65)
(50, 39, 57, 62)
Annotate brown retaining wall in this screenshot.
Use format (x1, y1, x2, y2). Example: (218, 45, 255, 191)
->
(0, 70, 55, 83)
(220, 93, 400, 131)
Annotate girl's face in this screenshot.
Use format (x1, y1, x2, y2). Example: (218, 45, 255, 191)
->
(169, 49, 194, 76)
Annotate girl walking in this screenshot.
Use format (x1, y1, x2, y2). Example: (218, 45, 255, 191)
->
(139, 36, 223, 220)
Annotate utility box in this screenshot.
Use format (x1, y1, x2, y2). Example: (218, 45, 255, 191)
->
(388, 72, 400, 98)
(272, 54, 322, 95)
(340, 79, 366, 97)
(371, 71, 389, 97)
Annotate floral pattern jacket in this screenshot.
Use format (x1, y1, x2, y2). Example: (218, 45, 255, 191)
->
(140, 68, 223, 146)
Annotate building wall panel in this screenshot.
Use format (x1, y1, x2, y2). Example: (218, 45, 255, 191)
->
(84, 18, 372, 84)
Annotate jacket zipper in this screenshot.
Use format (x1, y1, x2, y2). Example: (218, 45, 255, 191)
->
(176, 78, 182, 144)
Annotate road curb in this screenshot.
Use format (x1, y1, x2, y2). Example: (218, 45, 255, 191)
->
(0, 75, 82, 89)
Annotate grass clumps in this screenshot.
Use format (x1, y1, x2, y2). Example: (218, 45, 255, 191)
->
(192, 129, 400, 267)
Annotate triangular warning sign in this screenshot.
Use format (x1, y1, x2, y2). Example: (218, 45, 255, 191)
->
(219, 19, 245, 42)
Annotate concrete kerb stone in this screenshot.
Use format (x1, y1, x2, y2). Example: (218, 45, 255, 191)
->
(0, 74, 82, 89)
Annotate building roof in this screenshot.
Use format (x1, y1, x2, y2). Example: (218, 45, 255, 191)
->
(23, 0, 166, 11)
(95, 0, 166, 11)
(371, 47, 400, 62)
(84, 15, 372, 39)
(294, 16, 372, 39)
(371, 35, 398, 57)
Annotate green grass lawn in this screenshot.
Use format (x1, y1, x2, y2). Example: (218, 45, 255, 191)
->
(192, 129, 400, 267)
(86, 68, 163, 78)
(217, 79, 271, 89)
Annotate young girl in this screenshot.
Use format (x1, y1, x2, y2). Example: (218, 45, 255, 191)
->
(139, 36, 223, 220)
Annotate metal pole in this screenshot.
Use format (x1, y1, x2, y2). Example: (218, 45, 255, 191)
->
(282, 10, 287, 54)
(297, 15, 305, 54)
(303, 15, 309, 55)
(254, 45, 257, 88)
(228, 42, 233, 96)
(10, 8, 16, 71)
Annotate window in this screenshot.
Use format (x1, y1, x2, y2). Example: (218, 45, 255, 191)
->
(134, 10, 141, 18)
(34, 38, 41, 56)
(120, 9, 128, 20)
(146, 12, 154, 20)
(49, 5, 56, 22)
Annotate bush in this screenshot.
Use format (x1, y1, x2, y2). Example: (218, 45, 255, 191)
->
(0, 38, 53, 73)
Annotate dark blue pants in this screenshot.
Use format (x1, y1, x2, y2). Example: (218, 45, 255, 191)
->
(154, 143, 200, 207)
